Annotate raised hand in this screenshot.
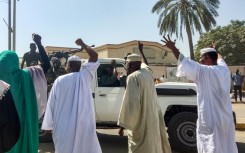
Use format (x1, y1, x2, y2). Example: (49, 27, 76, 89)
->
(32, 33, 42, 45)
(137, 41, 148, 65)
(138, 41, 143, 52)
(210, 42, 216, 49)
(161, 35, 176, 50)
(161, 35, 180, 59)
(111, 59, 116, 67)
(75, 38, 98, 62)
(210, 41, 221, 57)
(75, 38, 84, 46)
(118, 127, 124, 136)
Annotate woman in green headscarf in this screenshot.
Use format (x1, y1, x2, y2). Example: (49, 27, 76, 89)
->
(0, 34, 50, 153)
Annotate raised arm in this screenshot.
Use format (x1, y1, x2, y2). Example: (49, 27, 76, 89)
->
(161, 35, 180, 60)
(138, 41, 148, 65)
(75, 39, 98, 62)
(32, 34, 51, 73)
(210, 42, 223, 60)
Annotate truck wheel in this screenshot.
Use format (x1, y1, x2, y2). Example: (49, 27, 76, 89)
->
(168, 112, 197, 153)
(39, 118, 52, 143)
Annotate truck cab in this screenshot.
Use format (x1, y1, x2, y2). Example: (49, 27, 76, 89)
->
(93, 58, 127, 123)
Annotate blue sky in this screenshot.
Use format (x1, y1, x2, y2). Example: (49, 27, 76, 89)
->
(0, 0, 245, 57)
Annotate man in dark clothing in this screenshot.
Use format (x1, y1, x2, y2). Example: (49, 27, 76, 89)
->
(21, 43, 42, 68)
(46, 57, 67, 92)
(231, 69, 244, 102)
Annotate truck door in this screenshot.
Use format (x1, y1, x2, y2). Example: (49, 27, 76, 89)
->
(94, 63, 126, 122)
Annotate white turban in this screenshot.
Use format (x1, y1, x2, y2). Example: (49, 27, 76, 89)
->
(67, 55, 81, 62)
(126, 53, 141, 62)
(200, 48, 216, 55)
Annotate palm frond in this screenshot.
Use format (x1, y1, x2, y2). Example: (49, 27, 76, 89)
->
(152, 0, 220, 59)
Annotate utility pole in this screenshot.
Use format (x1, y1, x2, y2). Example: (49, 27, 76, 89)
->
(13, 0, 16, 51)
(8, 0, 12, 50)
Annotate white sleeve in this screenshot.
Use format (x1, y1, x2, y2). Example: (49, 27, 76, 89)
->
(81, 60, 100, 79)
(41, 79, 57, 130)
(217, 59, 228, 67)
(176, 53, 201, 82)
(141, 63, 153, 74)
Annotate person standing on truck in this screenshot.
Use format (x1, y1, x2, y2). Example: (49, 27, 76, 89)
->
(21, 43, 43, 68)
(42, 38, 102, 153)
(0, 34, 50, 153)
(117, 42, 171, 153)
(162, 36, 238, 153)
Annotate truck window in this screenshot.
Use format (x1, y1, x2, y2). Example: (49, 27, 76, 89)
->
(97, 63, 126, 87)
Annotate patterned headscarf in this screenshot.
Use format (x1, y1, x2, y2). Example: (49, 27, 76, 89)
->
(0, 80, 10, 100)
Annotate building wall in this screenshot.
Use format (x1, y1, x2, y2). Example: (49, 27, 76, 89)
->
(45, 40, 178, 66)
(44, 41, 179, 84)
(94, 40, 177, 65)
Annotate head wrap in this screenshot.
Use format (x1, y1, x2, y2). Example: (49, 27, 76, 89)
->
(68, 55, 81, 62)
(200, 48, 216, 55)
(126, 53, 141, 62)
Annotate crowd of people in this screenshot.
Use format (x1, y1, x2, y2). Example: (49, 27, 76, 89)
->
(0, 34, 240, 153)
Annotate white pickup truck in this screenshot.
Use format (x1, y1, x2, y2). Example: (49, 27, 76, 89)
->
(39, 58, 201, 153)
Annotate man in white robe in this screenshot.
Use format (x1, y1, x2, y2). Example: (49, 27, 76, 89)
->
(42, 38, 102, 153)
(118, 43, 171, 153)
(162, 36, 238, 153)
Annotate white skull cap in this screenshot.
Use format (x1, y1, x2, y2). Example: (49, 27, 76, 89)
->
(68, 55, 81, 62)
(200, 48, 216, 55)
(126, 53, 141, 62)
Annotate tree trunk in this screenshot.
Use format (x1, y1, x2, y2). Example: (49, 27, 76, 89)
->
(186, 23, 194, 60)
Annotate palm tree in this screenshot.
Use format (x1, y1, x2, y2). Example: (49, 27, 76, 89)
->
(152, 0, 220, 60)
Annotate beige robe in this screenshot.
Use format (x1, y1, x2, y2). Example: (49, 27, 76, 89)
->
(118, 64, 171, 153)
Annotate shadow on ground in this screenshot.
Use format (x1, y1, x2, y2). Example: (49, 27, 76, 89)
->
(97, 132, 128, 153)
(237, 142, 245, 152)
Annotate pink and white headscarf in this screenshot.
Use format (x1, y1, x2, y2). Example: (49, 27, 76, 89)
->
(0, 80, 10, 100)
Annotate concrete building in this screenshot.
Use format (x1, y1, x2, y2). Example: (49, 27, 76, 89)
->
(45, 40, 177, 65)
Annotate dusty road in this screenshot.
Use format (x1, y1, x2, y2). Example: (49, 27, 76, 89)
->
(39, 129, 245, 153)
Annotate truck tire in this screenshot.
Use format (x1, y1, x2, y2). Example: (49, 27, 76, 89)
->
(168, 112, 197, 153)
(39, 118, 52, 143)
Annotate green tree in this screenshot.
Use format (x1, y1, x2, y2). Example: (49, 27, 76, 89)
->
(195, 20, 245, 65)
(152, 0, 220, 60)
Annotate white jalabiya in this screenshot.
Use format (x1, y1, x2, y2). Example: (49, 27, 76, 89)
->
(42, 60, 102, 153)
(176, 54, 238, 153)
